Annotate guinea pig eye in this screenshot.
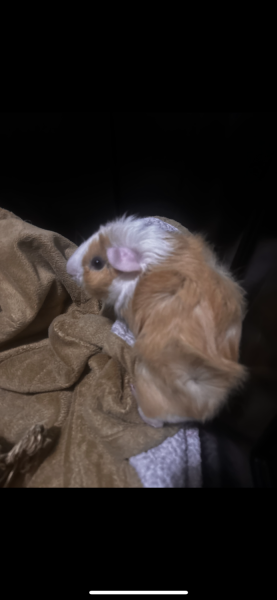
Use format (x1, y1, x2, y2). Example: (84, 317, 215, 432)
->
(90, 256, 105, 270)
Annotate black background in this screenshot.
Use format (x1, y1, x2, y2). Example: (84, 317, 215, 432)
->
(1, 111, 273, 260)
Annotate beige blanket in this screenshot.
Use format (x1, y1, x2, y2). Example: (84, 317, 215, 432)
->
(0, 207, 187, 487)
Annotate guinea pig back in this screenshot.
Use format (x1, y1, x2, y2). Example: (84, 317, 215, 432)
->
(128, 231, 247, 425)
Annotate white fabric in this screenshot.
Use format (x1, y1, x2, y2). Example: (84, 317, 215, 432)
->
(130, 427, 202, 488)
(111, 319, 136, 347)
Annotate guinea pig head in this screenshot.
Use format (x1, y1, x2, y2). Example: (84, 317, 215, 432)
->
(67, 229, 143, 304)
(67, 215, 176, 315)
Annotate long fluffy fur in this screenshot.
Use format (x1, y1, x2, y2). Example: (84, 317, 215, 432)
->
(67, 215, 247, 426)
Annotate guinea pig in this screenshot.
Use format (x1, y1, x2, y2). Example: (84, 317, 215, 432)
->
(67, 215, 247, 428)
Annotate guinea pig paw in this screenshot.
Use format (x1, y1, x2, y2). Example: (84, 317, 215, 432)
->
(138, 406, 164, 428)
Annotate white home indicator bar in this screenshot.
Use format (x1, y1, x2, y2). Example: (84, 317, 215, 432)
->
(89, 593, 188, 595)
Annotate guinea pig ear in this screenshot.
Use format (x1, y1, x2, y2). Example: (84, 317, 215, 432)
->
(107, 247, 142, 272)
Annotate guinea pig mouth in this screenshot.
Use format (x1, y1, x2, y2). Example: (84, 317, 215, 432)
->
(68, 271, 83, 286)
(73, 274, 83, 286)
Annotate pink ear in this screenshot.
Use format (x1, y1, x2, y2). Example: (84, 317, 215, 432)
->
(107, 247, 142, 272)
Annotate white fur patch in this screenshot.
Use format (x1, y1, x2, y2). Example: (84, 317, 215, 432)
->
(66, 233, 99, 285)
(101, 216, 179, 317)
(107, 273, 140, 318)
(66, 216, 179, 295)
(103, 215, 176, 271)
